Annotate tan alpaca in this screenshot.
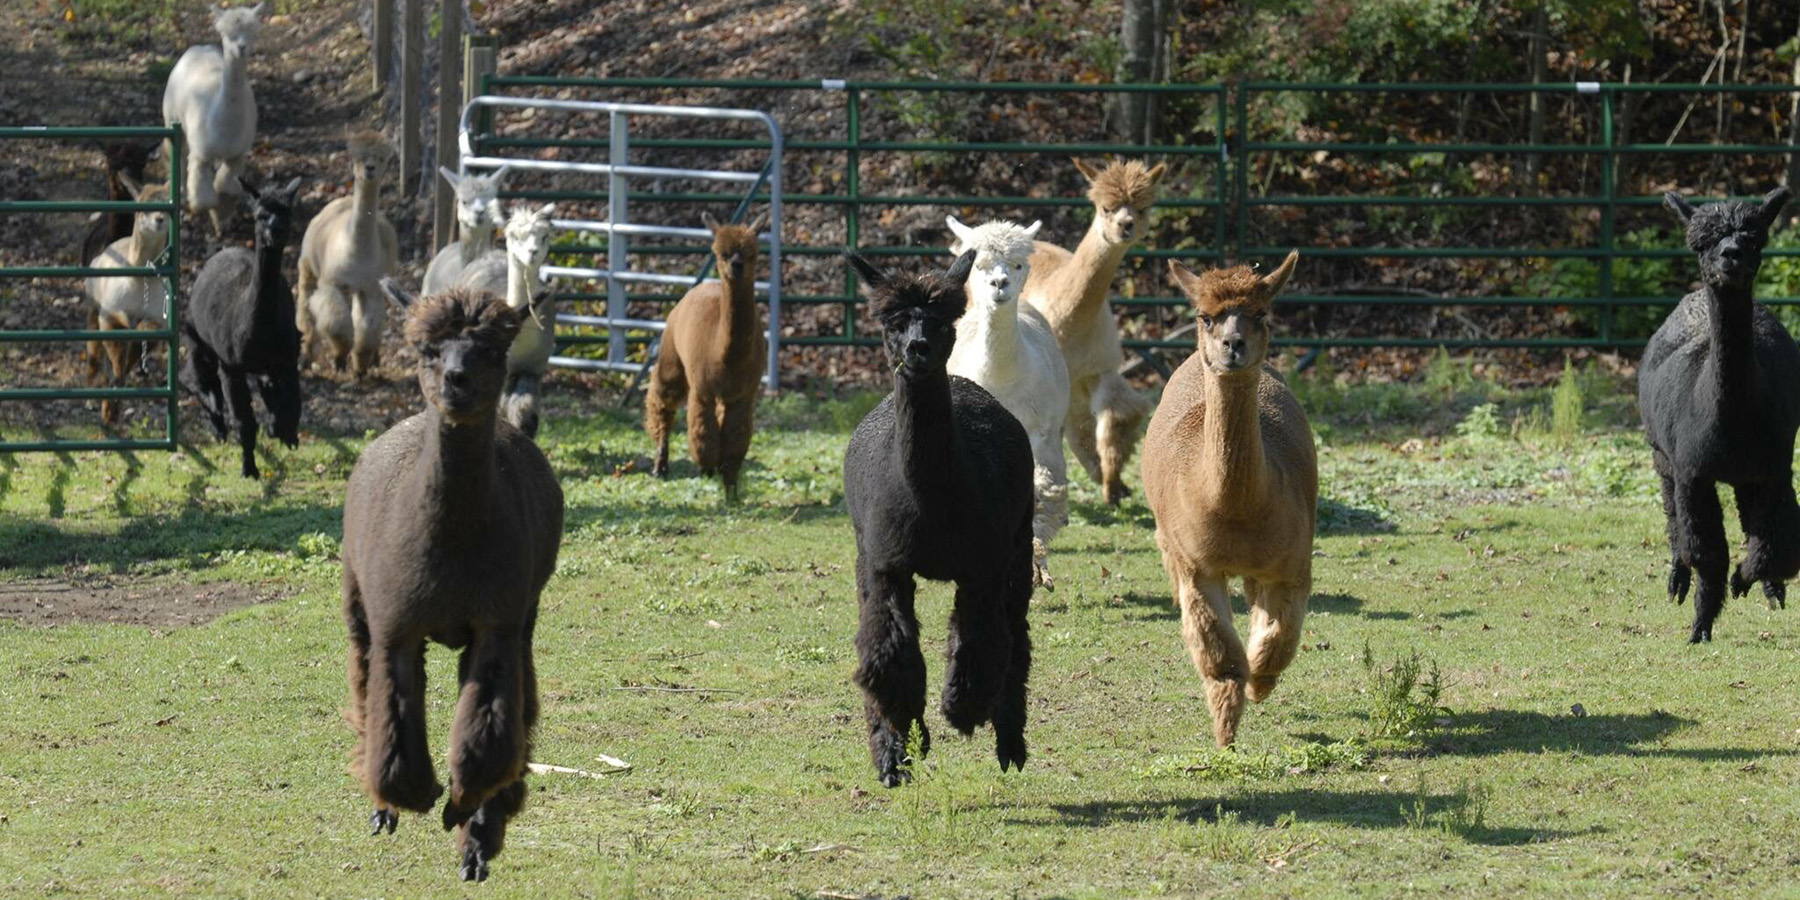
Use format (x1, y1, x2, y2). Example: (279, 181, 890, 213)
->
(1142, 251, 1316, 748)
(297, 132, 399, 378)
(1022, 158, 1166, 505)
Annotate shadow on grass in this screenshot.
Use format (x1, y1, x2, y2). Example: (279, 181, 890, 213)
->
(1442, 709, 1783, 761)
(0, 499, 340, 574)
(1069, 499, 1156, 530)
(1023, 791, 1590, 845)
(1317, 497, 1398, 535)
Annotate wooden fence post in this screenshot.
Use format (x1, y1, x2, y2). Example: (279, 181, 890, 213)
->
(372, 0, 392, 92)
(432, 0, 464, 251)
(400, 0, 424, 195)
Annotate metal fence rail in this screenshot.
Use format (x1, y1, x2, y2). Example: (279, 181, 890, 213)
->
(473, 77, 1798, 357)
(0, 125, 183, 451)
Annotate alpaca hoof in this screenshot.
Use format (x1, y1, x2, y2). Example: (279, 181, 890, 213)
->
(1730, 569, 1752, 599)
(1688, 625, 1712, 644)
(650, 456, 668, 479)
(1668, 564, 1690, 604)
(369, 808, 397, 836)
(1247, 674, 1279, 703)
(1766, 581, 1787, 610)
(996, 733, 1027, 772)
(460, 847, 489, 882)
(1030, 539, 1053, 591)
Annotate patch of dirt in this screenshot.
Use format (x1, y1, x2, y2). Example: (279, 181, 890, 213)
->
(0, 576, 287, 627)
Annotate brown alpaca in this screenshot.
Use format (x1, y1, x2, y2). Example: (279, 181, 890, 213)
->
(1141, 251, 1316, 748)
(645, 214, 768, 501)
(342, 287, 563, 882)
(1022, 158, 1166, 504)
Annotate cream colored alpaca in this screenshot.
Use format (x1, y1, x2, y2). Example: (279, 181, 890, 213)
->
(161, 4, 261, 237)
(422, 166, 510, 295)
(944, 215, 1070, 588)
(1022, 158, 1166, 505)
(297, 132, 399, 378)
(1142, 251, 1315, 748)
(84, 178, 172, 424)
(454, 202, 557, 437)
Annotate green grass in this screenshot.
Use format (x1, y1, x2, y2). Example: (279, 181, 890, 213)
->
(4, 370, 1800, 898)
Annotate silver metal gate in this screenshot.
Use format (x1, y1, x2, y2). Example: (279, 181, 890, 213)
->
(455, 96, 784, 389)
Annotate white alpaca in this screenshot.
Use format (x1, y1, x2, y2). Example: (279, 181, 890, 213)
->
(161, 3, 261, 237)
(297, 132, 399, 378)
(84, 177, 172, 424)
(945, 215, 1071, 588)
(454, 202, 558, 438)
(422, 166, 511, 295)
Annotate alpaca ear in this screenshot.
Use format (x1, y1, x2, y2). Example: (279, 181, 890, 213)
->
(236, 176, 260, 200)
(378, 277, 415, 314)
(1145, 162, 1169, 185)
(488, 165, 512, 184)
(701, 212, 722, 233)
(1023, 219, 1042, 240)
(280, 176, 303, 198)
(748, 210, 770, 234)
(1259, 250, 1300, 297)
(844, 252, 886, 291)
(1664, 191, 1697, 224)
(945, 215, 974, 252)
(537, 203, 556, 219)
(1758, 185, 1793, 227)
(1167, 259, 1204, 298)
(438, 166, 463, 189)
(250, 2, 264, 17)
(944, 248, 977, 288)
(1071, 157, 1103, 182)
(118, 173, 144, 200)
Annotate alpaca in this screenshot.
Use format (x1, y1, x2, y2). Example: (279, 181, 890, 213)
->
(84, 178, 172, 425)
(161, 3, 261, 237)
(842, 249, 1035, 787)
(944, 215, 1071, 588)
(182, 176, 303, 480)
(645, 213, 769, 500)
(422, 166, 511, 295)
(78, 140, 157, 271)
(1022, 158, 1167, 505)
(1641, 186, 1800, 642)
(343, 286, 563, 882)
(1142, 251, 1315, 748)
(454, 203, 557, 438)
(297, 132, 400, 378)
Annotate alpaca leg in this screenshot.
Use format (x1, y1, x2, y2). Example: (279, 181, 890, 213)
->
(1064, 377, 1103, 487)
(501, 372, 542, 439)
(95, 313, 127, 425)
(454, 638, 537, 882)
(1655, 456, 1690, 603)
(1244, 577, 1308, 702)
(941, 572, 1012, 735)
(360, 637, 443, 819)
(1166, 554, 1249, 746)
(718, 394, 757, 503)
(853, 561, 929, 787)
(1093, 371, 1150, 505)
(342, 583, 396, 835)
(186, 153, 214, 220)
(1028, 429, 1069, 589)
(1733, 480, 1800, 608)
(223, 369, 260, 480)
(210, 156, 244, 236)
(644, 350, 685, 478)
(1677, 480, 1729, 643)
(256, 369, 302, 448)
(296, 263, 318, 370)
(83, 306, 104, 392)
(350, 290, 383, 379)
(180, 336, 230, 440)
(686, 392, 722, 477)
(443, 627, 529, 882)
(990, 534, 1034, 772)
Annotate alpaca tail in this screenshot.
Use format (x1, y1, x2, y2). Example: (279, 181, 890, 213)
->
(1092, 369, 1152, 426)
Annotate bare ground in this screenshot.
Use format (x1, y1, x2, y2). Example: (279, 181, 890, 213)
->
(0, 575, 288, 626)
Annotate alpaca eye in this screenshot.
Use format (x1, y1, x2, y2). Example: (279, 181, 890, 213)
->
(1199, 314, 1214, 329)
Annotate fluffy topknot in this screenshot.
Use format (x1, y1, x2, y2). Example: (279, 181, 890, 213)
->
(505, 203, 556, 243)
(212, 4, 263, 41)
(1168, 250, 1300, 316)
(1080, 158, 1167, 210)
(947, 217, 1038, 266)
(403, 288, 522, 352)
(848, 250, 976, 323)
(347, 130, 393, 164)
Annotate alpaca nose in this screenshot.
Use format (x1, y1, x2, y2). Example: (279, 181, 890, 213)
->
(906, 338, 930, 360)
(995, 275, 1009, 291)
(1225, 336, 1246, 358)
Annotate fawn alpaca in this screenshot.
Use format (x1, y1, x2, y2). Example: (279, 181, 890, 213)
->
(1641, 186, 1800, 642)
(84, 178, 172, 425)
(345, 285, 563, 882)
(1143, 251, 1315, 748)
(297, 132, 399, 378)
(645, 214, 768, 500)
(842, 250, 1035, 787)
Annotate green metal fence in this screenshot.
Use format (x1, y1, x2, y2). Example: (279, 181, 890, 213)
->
(471, 77, 1799, 354)
(0, 126, 183, 451)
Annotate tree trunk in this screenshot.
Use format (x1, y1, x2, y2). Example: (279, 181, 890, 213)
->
(1109, 0, 1170, 145)
(1787, 6, 1800, 192)
(1526, 1, 1548, 189)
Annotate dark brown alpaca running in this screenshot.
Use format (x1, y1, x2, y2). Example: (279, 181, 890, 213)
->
(343, 285, 564, 882)
(645, 214, 768, 501)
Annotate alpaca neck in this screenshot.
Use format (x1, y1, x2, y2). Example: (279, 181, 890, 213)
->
(415, 407, 498, 532)
(958, 297, 1024, 375)
(460, 222, 495, 265)
(505, 251, 542, 312)
(1044, 217, 1130, 318)
(253, 232, 286, 311)
(211, 43, 252, 128)
(347, 173, 380, 247)
(1197, 369, 1267, 509)
(716, 269, 759, 359)
(128, 227, 163, 266)
(893, 368, 956, 498)
(1704, 284, 1756, 403)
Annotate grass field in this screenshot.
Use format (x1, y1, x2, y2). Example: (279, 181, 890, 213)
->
(4, 364, 1800, 898)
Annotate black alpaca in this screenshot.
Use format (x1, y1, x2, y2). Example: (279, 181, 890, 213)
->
(1640, 185, 1800, 642)
(841, 250, 1036, 787)
(182, 177, 304, 479)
